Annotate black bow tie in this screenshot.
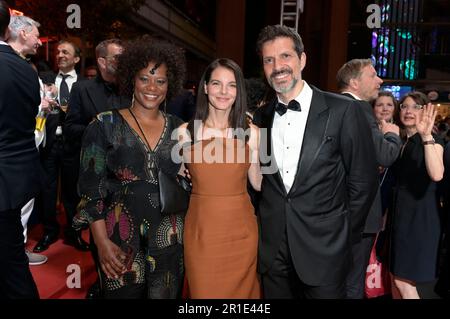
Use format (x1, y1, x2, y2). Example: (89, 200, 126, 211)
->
(275, 100, 302, 116)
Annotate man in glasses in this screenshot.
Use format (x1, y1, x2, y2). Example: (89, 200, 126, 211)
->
(336, 58, 402, 299)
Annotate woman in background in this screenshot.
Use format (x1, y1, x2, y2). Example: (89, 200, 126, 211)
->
(372, 91, 398, 126)
(390, 91, 444, 299)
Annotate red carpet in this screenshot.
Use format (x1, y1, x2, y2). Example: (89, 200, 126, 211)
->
(26, 225, 96, 299)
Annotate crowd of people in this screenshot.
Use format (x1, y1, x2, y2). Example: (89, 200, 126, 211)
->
(1, 0, 449, 299)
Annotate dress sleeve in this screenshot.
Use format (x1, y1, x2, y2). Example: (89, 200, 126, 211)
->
(73, 118, 110, 230)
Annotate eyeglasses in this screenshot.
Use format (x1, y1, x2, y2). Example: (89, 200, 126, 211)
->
(102, 54, 120, 61)
(399, 103, 424, 110)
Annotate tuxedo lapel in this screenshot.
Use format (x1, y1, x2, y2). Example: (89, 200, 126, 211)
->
(260, 99, 286, 196)
(289, 87, 329, 194)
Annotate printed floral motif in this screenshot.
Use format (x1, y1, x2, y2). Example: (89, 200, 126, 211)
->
(116, 167, 139, 183)
(81, 143, 106, 175)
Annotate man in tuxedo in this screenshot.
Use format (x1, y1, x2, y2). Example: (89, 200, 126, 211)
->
(34, 40, 89, 252)
(64, 38, 130, 298)
(0, 0, 42, 298)
(7, 14, 49, 265)
(64, 39, 130, 152)
(336, 58, 401, 298)
(252, 25, 379, 298)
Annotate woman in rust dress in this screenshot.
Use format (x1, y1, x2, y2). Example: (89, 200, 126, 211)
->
(178, 58, 262, 298)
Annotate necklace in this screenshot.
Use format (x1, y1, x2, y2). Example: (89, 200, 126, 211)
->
(129, 108, 152, 149)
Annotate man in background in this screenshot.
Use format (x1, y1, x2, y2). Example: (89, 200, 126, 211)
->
(34, 40, 89, 253)
(0, 1, 42, 298)
(337, 58, 401, 299)
(7, 14, 48, 266)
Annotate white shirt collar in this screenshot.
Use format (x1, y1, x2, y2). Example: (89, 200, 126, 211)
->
(0, 40, 8, 46)
(58, 69, 77, 78)
(277, 80, 313, 112)
(342, 91, 362, 100)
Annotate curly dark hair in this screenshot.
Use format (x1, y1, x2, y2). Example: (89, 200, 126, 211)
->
(116, 35, 186, 102)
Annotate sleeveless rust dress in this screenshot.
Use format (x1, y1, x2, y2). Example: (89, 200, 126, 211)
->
(184, 137, 261, 298)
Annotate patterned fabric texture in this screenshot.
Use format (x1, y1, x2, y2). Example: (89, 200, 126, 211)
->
(74, 109, 185, 298)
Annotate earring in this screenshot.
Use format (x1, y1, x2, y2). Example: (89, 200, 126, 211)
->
(131, 93, 135, 109)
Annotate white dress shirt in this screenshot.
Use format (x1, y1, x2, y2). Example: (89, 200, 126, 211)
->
(272, 81, 313, 193)
(55, 69, 78, 93)
(0, 41, 7, 45)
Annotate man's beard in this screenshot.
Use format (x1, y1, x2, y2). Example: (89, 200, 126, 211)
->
(106, 64, 117, 76)
(269, 68, 298, 94)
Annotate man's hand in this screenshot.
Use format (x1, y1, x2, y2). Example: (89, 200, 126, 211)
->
(40, 97, 58, 114)
(380, 119, 400, 136)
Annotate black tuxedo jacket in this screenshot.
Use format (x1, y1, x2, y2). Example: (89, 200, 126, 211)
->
(252, 86, 378, 286)
(42, 73, 86, 155)
(0, 45, 43, 211)
(63, 75, 130, 156)
(341, 93, 402, 233)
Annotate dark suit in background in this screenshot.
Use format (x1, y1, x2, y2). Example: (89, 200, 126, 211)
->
(341, 93, 402, 299)
(36, 73, 87, 250)
(64, 75, 130, 155)
(164, 89, 196, 122)
(0, 43, 42, 298)
(253, 86, 379, 298)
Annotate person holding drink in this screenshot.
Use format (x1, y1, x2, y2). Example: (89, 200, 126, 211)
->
(33, 40, 89, 253)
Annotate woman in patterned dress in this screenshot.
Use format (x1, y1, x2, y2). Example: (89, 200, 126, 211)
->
(73, 36, 187, 298)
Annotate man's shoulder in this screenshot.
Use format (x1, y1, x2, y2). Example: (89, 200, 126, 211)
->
(72, 77, 99, 91)
(75, 74, 88, 82)
(315, 87, 354, 105)
(309, 86, 355, 112)
(0, 46, 33, 71)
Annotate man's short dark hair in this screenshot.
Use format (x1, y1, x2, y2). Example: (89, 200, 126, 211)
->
(256, 25, 304, 58)
(0, 0, 10, 40)
(58, 40, 81, 58)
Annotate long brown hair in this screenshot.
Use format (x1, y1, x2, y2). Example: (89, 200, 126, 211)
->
(194, 58, 248, 133)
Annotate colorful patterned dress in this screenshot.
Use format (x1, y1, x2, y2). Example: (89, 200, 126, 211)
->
(73, 109, 184, 298)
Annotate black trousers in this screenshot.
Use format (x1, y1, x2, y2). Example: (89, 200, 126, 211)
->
(0, 208, 39, 299)
(40, 138, 80, 236)
(261, 231, 346, 299)
(345, 233, 376, 299)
